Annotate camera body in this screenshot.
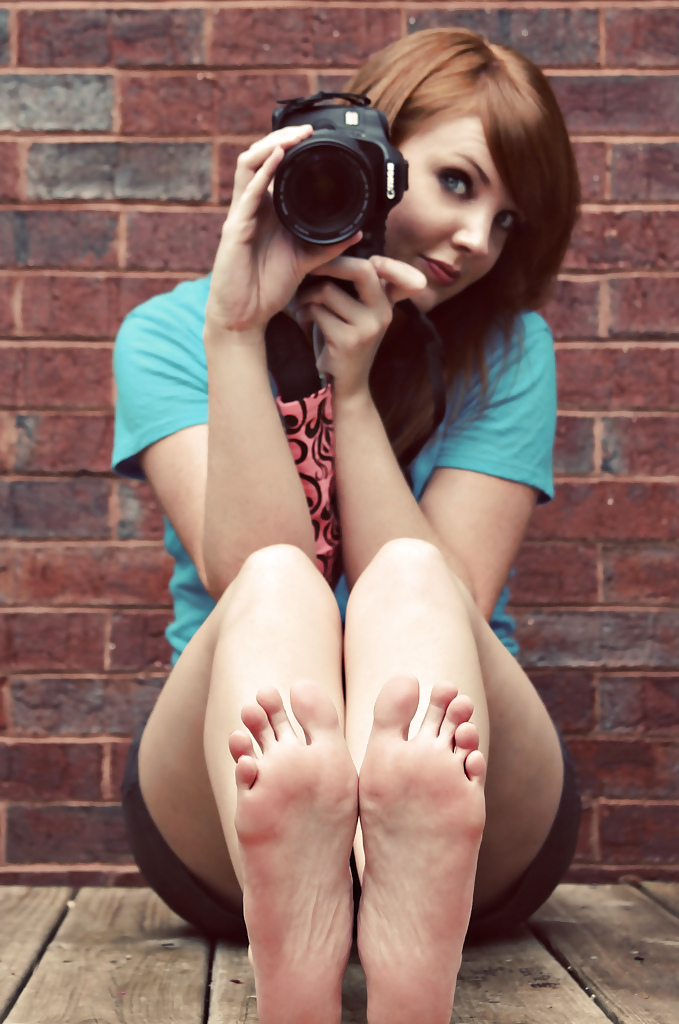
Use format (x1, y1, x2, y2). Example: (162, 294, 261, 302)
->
(272, 92, 408, 259)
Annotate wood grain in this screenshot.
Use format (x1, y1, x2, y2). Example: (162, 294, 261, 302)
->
(640, 882, 679, 920)
(0, 887, 71, 1018)
(5, 887, 210, 1024)
(452, 925, 609, 1023)
(532, 883, 679, 1024)
(208, 943, 253, 1024)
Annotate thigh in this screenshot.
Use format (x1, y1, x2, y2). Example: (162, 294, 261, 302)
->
(342, 539, 566, 911)
(135, 545, 345, 907)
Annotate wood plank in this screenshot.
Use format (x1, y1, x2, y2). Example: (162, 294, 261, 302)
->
(210, 929, 611, 1024)
(6, 887, 210, 1024)
(451, 926, 610, 1023)
(640, 882, 679, 920)
(0, 887, 71, 1018)
(531, 883, 679, 1024)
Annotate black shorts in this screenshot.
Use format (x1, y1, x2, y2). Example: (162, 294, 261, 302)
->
(121, 723, 581, 944)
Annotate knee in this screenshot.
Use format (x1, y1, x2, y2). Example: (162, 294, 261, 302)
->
(235, 543, 320, 596)
(353, 538, 461, 604)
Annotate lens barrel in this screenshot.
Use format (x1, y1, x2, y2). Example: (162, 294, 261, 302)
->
(273, 138, 372, 245)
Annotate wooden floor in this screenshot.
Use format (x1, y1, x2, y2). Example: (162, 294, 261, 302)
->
(0, 883, 678, 1022)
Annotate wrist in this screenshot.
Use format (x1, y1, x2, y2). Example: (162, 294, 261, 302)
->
(203, 318, 265, 350)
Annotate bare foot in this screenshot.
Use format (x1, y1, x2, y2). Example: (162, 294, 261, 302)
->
(357, 676, 487, 1024)
(228, 680, 358, 1024)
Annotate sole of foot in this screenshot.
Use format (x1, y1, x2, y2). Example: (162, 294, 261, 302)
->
(228, 680, 358, 1024)
(357, 675, 487, 1024)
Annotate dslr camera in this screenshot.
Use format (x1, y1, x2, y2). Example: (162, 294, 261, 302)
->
(272, 92, 408, 260)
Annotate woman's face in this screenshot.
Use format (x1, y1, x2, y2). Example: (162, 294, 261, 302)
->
(385, 113, 518, 313)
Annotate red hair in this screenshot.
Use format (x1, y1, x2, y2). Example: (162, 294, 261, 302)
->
(346, 29, 580, 458)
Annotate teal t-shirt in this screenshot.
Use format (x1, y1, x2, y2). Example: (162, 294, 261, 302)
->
(112, 276, 556, 664)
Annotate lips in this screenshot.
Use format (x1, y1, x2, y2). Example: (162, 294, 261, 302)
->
(420, 256, 460, 286)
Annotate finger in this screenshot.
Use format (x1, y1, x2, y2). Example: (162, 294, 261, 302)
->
(298, 232, 364, 275)
(231, 124, 313, 204)
(370, 255, 427, 302)
(307, 255, 385, 309)
(231, 145, 285, 226)
(295, 279, 360, 324)
(305, 302, 355, 346)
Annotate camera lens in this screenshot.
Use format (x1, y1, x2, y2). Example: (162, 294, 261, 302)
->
(274, 140, 371, 244)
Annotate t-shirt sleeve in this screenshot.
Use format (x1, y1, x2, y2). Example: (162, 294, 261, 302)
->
(112, 278, 211, 479)
(435, 312, 557, 502)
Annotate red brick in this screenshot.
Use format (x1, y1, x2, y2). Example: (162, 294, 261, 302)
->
(566, 212, 679, 272)
(573, 801, 596, 862)
(0, 479, 111, 540)
(11, 412, 113, 473)
(21, 212, 118, 270)
(109, 741, 130, 798)
(541, 280, 600, 340)
(116, 480, 165, 541)
(602, 416, 679, 476)
(598, 676, 679, 735)
(602, 544, 679, 606)
(611, 144, 679, 202)
(212, 8, 400, 68)
(18, 11, 109, 67)
(606, 10, 679, 68)
(126, 211, 223, 272)
(0, 411, 14, 473)
(22, 276, 118, 340)
(0, 277, 16, 335)
(610, 279, 679, 339)
(409, 8, 599, 68)
(0, 143, 20, 202)
(219, 143, 242, 203)
(217, 74, 309, 134)
(528, 482, 679, 542)
(572, 142, 606, 202)
(117, 277, 178, 324)
(109, 611, 172, 672)
(0, 741, 102, 801)
(120, 74, 216, 136)
(0, 611, 106, 672)
(550, 75, 679, 134)
(599, 802, 679, 864)
(516, 608, 679, 670)
(512, 542, 598, 605)
(6, 804, 131, 864)
(553, 415, 594, 475)
(556, 346, 679, 413)
(0, 344, 113, 411)
(530, 670, 596, 733)
(9, 544, 171, 608)
(568, 738, 679, 799)
(111, 10, 204, 68)
(9, 675, 164, 738)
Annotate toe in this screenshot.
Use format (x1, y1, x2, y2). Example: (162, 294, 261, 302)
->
(464, 748, 487, 784)
(439, 693, 474, 746)
(229, 729, 256, 764)
(290, 679, 342, 742)
(453, 720, 479, 759)
(256, 687, 297, 742)
(417, 682, 459, 738)
(235, 754, 258, 791)
(372, 675, 420, 739)
(241, 702, 275, 752)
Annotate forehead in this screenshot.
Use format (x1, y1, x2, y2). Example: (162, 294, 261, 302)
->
(401, 113, 490, 162)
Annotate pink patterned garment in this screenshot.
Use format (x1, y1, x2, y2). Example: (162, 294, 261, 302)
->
(276, 386, 341, 587)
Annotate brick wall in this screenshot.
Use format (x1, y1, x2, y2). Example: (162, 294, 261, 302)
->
(0, 3, 677, 885)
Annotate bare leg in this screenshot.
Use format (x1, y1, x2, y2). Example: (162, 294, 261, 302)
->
(358, 676, 486, 1024)
(136, 545, 356, 1023)
(230, 682, 357, 1024)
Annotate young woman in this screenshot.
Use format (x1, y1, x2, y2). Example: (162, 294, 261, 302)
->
(113, 28, 580, 1024)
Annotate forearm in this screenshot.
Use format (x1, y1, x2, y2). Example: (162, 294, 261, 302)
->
(333, 391, 473, 592)
(203, 324, 315, 595)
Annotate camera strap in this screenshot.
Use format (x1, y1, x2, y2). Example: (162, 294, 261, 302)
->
(394, 299, 448, 469)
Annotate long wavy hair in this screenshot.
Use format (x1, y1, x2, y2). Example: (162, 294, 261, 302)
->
(346, 28, 580, 460)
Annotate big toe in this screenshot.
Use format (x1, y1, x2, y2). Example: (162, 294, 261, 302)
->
(289, 679, 342, 741)
(372, 675, 420, 739)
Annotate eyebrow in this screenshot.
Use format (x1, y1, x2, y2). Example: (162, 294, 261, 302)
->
(466, 157, 491, 186)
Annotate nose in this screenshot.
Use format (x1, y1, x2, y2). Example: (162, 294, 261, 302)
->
(452, 207, 492, 257)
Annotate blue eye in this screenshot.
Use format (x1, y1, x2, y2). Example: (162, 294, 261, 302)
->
(439, 169, 472, 197)
(495, 210, 517, 232)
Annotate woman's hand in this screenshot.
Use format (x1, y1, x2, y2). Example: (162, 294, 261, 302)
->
(294, 255, 426, 399)
(205, 125, 361, 341)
